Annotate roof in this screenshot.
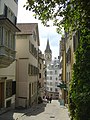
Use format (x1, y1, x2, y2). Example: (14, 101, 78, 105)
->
(16, 23, 38, 34)
(16, 23, 40, 46)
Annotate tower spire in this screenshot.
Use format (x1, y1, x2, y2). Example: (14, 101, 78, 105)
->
(45, 39, 52, 53)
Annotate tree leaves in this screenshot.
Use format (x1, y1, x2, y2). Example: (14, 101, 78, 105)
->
(25, 0, 90, 34)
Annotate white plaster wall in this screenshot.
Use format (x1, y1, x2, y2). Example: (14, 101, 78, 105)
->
(46, 67, 60, 92)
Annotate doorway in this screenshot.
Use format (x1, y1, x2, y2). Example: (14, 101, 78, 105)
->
(0, 82, 4, 108)
(29, 83, 31, 106)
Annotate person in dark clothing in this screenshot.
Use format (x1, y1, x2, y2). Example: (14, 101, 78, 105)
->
(49, 96, 52, 103)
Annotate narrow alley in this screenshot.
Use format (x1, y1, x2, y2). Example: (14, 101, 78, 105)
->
(0, 100, 70, 120)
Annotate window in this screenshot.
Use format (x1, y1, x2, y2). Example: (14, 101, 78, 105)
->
(56, 77, 57, 80)
(73, 31, 80, 52)
(5, 5, 16, 25)
(6, 81, 12, 98)
(55, 70, 57, 74)
(12, 81, 16, 95)
(50, 88, 52, 91)
(33, 31, 36, 41)
(6, 100, 11, 108)
(50, 82, 52, 86)
(5, 30, 8, 46)
(31, 44, 34, 53)
(66, 48, 71, 64)
(55, 82, 58, 86)
(50, 71, 52, 75)
(32, 83, 33, 95)
(0, 27, 2, 45)
(28, 64, 38, 76)
(55, 88, 58, 92)
(39, 73, 41, 78)
(29, 41, 31, 52)
(29, 41, 37, 58)
(40, 63, 41, 69)
(50, 77, 52, 80)
(11, 34, 15, 49)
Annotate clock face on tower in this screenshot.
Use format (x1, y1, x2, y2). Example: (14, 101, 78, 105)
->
(48, 54, 51, 59)
(45, 54, 51, 60)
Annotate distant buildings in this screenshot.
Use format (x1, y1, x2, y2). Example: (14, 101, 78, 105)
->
(44, 40, 60, 99)
(0, 0, 19, 113)
(38, 49, 45, 100)
(46, 58, 60, 99)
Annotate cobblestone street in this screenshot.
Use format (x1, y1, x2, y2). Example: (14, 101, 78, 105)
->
(0, 100, 70, 120)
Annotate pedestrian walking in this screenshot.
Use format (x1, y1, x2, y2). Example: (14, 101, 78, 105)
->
(49, 96, 52, 103)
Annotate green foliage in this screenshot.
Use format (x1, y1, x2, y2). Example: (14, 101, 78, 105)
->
(68, 28, 90, 120)
(25, 0, 90, 33)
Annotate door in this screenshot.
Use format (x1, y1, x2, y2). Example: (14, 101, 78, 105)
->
(29, 83, 31, 106)
(0, 82, 4, 108)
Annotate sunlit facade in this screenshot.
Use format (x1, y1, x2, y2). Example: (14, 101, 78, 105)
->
(16, 23, 40, 108)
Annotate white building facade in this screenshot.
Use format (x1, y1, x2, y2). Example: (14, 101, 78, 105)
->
(46, 58, 60, 99)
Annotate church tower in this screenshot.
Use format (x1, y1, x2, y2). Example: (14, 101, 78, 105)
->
(44, 39, 52, 65)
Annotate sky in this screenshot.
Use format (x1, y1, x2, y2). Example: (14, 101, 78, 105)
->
(17, 0, 61, 59)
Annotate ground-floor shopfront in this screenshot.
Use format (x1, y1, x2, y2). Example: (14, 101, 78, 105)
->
(0, 79, 16, 114)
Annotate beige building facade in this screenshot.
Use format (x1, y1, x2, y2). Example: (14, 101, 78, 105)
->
(59, 37, 67, 105)
(16, 23, 40, 108)
(59, 30, 80, 105)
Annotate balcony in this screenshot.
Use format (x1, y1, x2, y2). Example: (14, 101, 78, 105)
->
(0, 6, 20, 68)
(0, 45, 16, 68)
(4, 5, 17, 25)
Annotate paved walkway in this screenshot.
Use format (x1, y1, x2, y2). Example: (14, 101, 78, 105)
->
(0, 100, 70, 120)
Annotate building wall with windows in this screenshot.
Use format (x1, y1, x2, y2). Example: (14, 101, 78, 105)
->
(0, 0, 19, 67)
(65, 30, 80, 85)
(60, 30, 80, 105)
(46, 58, 60, 99)
(16, 23, 40, 108)
(0, 0, 19, 113)
(38, 50, 45, 100)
